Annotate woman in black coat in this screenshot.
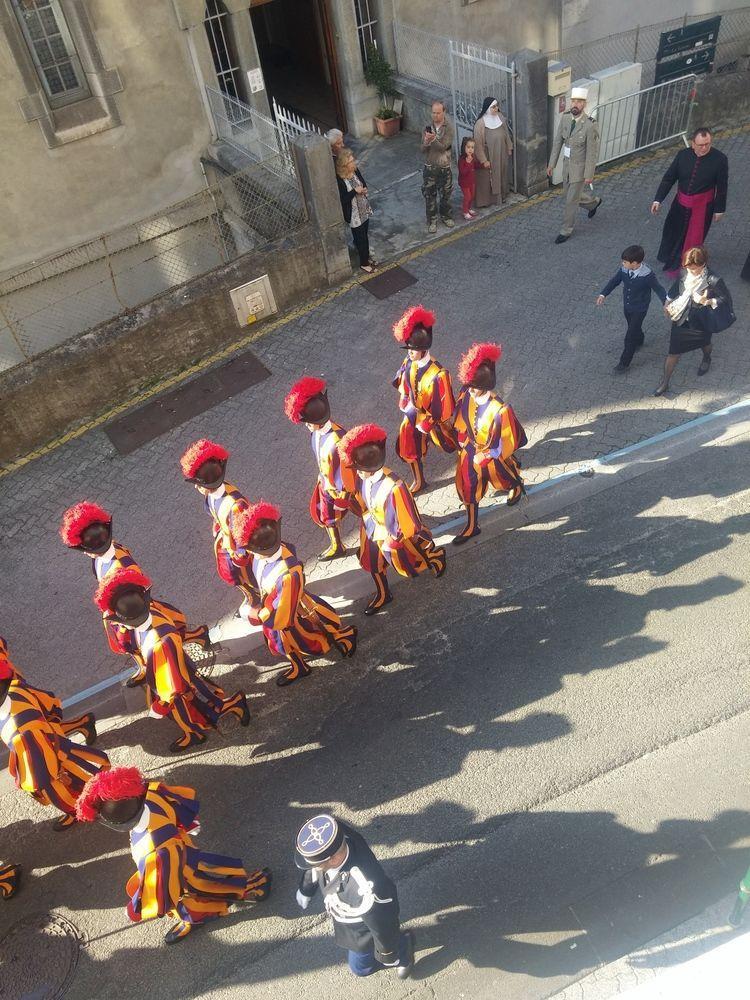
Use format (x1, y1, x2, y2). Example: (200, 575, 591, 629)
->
(335, 147, 376, 274)
(655, 245, 735, 396)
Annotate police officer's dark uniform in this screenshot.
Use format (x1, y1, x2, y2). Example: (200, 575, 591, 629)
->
(295, 814, 414, 979)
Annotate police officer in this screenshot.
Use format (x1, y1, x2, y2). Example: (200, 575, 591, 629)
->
(294, 814, 415, 979)
(547, 86, 601, 244)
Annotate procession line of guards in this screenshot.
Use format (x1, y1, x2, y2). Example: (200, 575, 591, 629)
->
(0, 308, 528, 953)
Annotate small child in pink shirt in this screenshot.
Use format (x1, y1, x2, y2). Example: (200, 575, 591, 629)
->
(458, 137, 481, 220)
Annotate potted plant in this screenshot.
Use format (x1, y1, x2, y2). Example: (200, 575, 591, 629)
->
(364, 44, 402, 138)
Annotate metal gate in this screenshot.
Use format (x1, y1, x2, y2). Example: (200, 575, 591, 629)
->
(593, 74, 698, 165)
(449, 40, 517, 191)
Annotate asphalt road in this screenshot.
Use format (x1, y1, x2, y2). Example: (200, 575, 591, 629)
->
(3, 405, 750, 999)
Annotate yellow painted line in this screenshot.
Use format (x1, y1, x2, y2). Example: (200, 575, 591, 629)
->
(3, 121, 748, 481)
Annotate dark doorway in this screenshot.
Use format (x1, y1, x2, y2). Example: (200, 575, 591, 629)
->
(250, 0, 346, 131)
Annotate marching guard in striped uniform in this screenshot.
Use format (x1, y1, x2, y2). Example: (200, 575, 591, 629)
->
(234, 502, 357, 686)
(392, 306, 456, 494)
(180, 440, 258, 615)
(0, 641, 111, 830)
(77, 767, 271, 944)
(94, 568, 250, 751)
(338, 425, 446, 615)
(0, 634, 97, 746)
(284, 376, 356, 561)
(453, 343, 527, 544)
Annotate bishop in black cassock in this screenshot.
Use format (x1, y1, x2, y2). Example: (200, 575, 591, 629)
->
(652, 139, 728, 275)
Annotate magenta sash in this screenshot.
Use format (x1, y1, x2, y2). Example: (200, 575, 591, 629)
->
(677, 188, 714, 258)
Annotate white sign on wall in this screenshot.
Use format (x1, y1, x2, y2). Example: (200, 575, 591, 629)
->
(247, 68, 265, 93)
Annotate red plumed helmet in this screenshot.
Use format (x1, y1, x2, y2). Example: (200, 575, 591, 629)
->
(392, 305, 436, 344)
(76, 766, 146, 823)
(458, 342, 502, 384)
(0, 636, 8, 661)
(338, 423, 387, 465)
(235, 501, 281, 547)
(180, 439, 229, 479)
(284, 377, 327, 424)
(59, 502, 112, 547)
(94, 567, 152, 613)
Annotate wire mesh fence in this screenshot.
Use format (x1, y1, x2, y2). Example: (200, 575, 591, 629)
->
(206, 86, 297, 174)
(548, 6, 750, 88)
(392, 21, 453, 91)
(0, 157, 307, 373)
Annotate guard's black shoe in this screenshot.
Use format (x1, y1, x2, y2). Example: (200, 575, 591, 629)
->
(554, 234, 570, 244)
(364, 593, 393, 616)
(613, 362, 628, 373)
(588, 197, 602, 218)
(452, 527, 481, 546)
(397, 930, 415, 980)
(169, 733, 207, 753)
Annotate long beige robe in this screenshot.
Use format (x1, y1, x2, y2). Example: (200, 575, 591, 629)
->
(473, 117, 512, 206)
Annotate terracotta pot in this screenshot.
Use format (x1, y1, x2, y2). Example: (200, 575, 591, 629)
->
(374, 115, 402, 138)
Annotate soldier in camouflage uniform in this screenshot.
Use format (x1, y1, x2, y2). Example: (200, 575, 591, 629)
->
(421, 101, 455, 234)
(547, 87, 602, 244)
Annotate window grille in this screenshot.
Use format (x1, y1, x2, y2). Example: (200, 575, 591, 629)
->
(11, 0, 90, 107)
(353, 0, 378, 68)
(204, 0, 243, 100)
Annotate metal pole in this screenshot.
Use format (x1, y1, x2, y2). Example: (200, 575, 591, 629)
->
(633, 25, 640, 62)
(511, 61, 517, 192)
(449, 39, 457, 166)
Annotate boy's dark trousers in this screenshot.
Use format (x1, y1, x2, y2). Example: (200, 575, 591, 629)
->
(620, 310, 647, 367)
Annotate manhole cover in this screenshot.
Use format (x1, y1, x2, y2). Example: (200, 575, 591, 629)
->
(0, 911, 81, 999)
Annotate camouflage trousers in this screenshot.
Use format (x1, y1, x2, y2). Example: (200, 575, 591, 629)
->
(422, 165, 453, 224)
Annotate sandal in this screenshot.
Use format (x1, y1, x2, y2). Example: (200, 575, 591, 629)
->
(359, 264, 374, 274)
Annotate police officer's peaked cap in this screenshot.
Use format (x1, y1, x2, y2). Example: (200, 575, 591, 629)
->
(294, 814, 345, 869)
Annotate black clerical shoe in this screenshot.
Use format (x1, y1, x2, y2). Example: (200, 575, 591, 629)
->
(588, 197, 603, 218)
(397, 931, 415, 980)
(554, 234, 570, 244)
(613, 362, 628, 373)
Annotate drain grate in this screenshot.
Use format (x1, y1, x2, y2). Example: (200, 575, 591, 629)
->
(104, 350, 271, 455)
(0, 911, 81, 999)
(360, 265, 418, 300)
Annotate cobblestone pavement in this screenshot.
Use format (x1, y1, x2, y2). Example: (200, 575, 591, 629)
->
(2, 125, 749, 697)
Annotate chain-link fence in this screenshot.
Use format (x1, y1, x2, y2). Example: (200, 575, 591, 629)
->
(392, 21, 453, 92)
(548, 6, 750, 88)
(0, 156, 307, 373)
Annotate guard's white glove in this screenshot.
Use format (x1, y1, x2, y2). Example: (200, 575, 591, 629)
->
(296, 890, 312, 910)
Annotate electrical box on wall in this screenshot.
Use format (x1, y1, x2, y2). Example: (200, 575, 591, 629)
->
(547, 60, 571, 97)
(229, 275, 278, 327)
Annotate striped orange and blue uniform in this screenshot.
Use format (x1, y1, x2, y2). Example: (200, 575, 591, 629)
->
(453, 389, 527, 504)
(354, 468, 440, 577)
(0, 864, 20, 899)
(238, 543, 354, 660)
(128, 600, 242, 742)
(393, 356, 456, 462)
(91, 541, 142, 655)
(0, 679, 110, 817)
(126, 782, 267, 926)
(309, 422, 357, 528)
(0, 639, 94, 742)
(204, 483, 257, 597)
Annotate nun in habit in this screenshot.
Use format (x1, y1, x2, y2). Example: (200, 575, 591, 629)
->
(473, 97, 512, 208)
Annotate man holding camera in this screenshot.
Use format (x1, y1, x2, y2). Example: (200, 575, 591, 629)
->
(421, 100, 455, 234)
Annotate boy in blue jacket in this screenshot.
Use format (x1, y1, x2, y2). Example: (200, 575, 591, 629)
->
(596, 244, 667, 372)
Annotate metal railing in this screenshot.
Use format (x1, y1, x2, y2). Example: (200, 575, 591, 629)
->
(593, 74, 697, 165)
(0, 158, 307, 373)
(205, 86, 296, 173)
(548, 6, 750, 87)
(271, 97, 322, 163)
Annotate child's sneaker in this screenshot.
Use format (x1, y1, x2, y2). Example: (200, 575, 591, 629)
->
(463, 213, 473, 221)
(469, 209, 478, 217)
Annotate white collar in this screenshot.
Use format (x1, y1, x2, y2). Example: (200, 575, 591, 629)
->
(363, 468, 385, 485)
(483, 113, 502, 129)
(207, 483, 226, 500)
(257, 546, 283, 564)
(471, 391, 491, 404)
(323, 844, 350, 881)
(132, 804, 150, 834)
(95, 543, 116, 562)
(313, 420, 333, 434)
(416, 352, 432, 369)
(0, 691, 8, 714)
(132, 613, 153, 634)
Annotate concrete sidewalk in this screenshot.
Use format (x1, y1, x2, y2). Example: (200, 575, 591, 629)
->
(551, 896, 750, 999)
